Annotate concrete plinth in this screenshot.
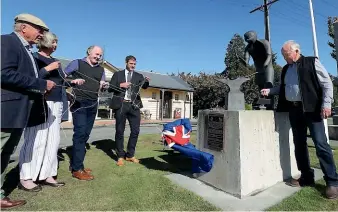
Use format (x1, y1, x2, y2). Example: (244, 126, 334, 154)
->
(329, 125, 338, 140)
(194, 110, 300, 199)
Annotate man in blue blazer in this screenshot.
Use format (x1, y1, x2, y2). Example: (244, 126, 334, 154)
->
(1, 13, 55, 209)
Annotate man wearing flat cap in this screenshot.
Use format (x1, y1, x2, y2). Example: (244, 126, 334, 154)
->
(1, 13, 56, 209)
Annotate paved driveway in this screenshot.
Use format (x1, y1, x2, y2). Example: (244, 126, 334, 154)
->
(11, 125, 197, 160)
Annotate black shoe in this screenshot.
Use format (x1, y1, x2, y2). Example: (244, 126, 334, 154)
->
(285, 177, 315, 187)
(40, 181, 65, 187)
(18, 182, 42, 192)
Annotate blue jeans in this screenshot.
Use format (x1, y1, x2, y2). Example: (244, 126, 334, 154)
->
(70, 99, 98, 171)
(289, 105, 338, 186)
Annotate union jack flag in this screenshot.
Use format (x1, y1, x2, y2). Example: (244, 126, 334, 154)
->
(162, 124, 191, 147)
(161, 118, 214, 173)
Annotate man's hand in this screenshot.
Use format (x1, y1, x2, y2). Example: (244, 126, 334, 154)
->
(100, 81, 109, 89)
(45, 61, 60, 72)
(71, 79, 85, 85)
(260, 88, 270, 96)
(145, 76, 150, 81)
(120, 82, 131, 88)
(46, 80, 56, 91)
(321, 108, 331, 119)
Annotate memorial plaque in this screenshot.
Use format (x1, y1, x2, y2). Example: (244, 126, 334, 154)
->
(205, 113, 224, 151)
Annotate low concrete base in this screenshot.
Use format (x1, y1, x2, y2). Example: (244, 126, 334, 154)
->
(328, 125, 338, 140)
(332, 115, 338, 125)
(194, 110, 300, 198)
(166, 169, 323, 211)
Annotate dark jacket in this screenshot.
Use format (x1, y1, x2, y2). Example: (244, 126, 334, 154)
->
(108, 70, 149, 110)
(1, 33, 47, 129)
(32, 52, 69, 123)
(276, 55, 322, 113)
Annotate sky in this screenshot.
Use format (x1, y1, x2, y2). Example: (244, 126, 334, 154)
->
(2, 0, 338, 75)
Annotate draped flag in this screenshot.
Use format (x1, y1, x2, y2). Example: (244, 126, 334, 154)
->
(162, 118, 214, 173)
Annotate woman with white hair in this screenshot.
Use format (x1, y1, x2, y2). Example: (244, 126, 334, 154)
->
(18, 32, 84, 191)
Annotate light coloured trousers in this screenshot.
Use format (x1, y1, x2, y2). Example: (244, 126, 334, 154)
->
(19, 101, 63, 181)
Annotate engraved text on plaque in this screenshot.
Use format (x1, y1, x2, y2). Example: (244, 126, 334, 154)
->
(205, 113, 224, 151)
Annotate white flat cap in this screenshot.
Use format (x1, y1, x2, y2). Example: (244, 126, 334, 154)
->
(14, 13, 49, 31)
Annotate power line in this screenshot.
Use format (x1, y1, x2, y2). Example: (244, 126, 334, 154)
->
(249, 0, 279, 42)
(321, 0, 338, 10)
(287, 0, 327, 20)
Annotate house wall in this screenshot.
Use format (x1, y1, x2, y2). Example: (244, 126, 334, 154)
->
(170, 90, 193, 119)
(140, 88, 193, 120)
(140, 88, 161, 120)
(102, 65, 116, 81)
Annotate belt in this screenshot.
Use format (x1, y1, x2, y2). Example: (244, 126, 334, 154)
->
(123, 99, 131, 102)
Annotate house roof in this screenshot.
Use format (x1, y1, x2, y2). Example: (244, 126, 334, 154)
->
(56, 57, 194, 92)
(137, 70, 194, 91)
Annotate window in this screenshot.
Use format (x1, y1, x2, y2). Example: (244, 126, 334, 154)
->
(151, 92, 156, 100)
(186, 94, 190, 101)
(174, 94, 179, 101)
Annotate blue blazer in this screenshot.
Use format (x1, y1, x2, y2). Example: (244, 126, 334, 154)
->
(1, 33, 47, 129)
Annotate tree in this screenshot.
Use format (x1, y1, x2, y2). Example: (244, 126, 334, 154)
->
(222, 34, 253, 79)
(221, 34, 260, 105)
(272, 51, 278, 65)
(176, 72, 229, 117)
(328, 16, 337, 60)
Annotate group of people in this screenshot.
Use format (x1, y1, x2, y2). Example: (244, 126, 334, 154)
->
(1, 11, 338, 210)
(1, 13, 149, 209)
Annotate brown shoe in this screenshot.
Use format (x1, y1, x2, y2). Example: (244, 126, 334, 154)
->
(116, 158, 124, 166)
(84, 168, 92, 174)
(72, 170, 94, 181)
(326, 186, 338, 199)
(1, 197, 26, 209)
(126, 157, 139, 163)
(285, 178, 315, 187)
(69, 167, 92, 173)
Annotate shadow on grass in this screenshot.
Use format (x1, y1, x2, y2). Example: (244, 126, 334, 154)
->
(313, 182, 327, 196)
(140, 150, 194, 177)
(91, 139, 118, 161)
(57, 146, 73, 172)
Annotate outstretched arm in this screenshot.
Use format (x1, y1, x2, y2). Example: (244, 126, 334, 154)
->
(141, 74, 149, 89)
(1, 40, 46, 93)
(244, 46, 250, 66)
(262, 40, 272, 67)
(314, 58, 333, 109)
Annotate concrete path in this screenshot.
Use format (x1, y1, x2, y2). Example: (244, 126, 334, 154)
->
(166, 168, 324, 211)
(11, 124, 336, 161)
(10, 125, 197, 161)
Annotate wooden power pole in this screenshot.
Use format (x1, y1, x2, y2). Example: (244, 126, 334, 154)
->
(249, 0, 279, 42)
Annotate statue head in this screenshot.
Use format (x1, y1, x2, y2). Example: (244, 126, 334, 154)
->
(244, 31, 257, 44)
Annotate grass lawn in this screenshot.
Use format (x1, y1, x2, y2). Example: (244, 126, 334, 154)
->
(4, 132, 338, 211)
(268, 147, 338, 211)
(3, 133, 219, 211)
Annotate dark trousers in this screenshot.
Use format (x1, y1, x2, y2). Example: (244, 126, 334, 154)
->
(289, 104, 338, 186)
(1, 128, 23, 197)
(70, 100, 98, 171)
(115, 102, 141, 158)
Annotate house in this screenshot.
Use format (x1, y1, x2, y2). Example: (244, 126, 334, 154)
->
(137, 70, 194, 120)
(57, 58, 194, 121)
